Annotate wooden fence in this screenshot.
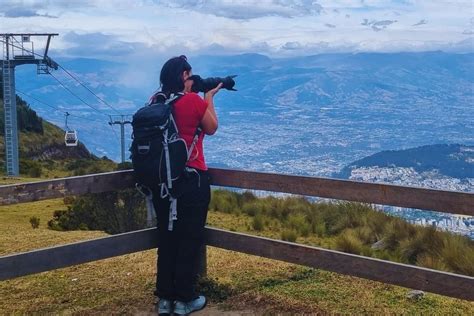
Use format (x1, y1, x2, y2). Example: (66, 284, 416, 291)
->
(1, 168, 473, 301)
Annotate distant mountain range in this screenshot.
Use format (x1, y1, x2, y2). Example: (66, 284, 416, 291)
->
(12, 51, 474, 180)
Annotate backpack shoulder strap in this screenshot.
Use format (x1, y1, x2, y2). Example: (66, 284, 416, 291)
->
(166, 92, 184, 105)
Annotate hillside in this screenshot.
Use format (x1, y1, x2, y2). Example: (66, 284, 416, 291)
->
(0, 93, 116, 178)
(336, 144, 474, 192)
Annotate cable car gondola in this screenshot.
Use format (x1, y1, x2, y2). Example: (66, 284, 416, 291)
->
(64, 112, 78, 147)
(65, 130, 78, 146)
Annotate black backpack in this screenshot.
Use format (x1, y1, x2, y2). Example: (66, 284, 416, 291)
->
(130, 93, 200, 198)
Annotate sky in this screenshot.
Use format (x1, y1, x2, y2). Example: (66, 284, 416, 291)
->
(1, 0, 473, 61)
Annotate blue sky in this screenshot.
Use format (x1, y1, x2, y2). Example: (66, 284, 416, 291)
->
(1, 0, 473, 61)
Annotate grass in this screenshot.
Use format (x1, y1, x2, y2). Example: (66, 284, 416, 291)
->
(0, 190, 473, 314)
(209, 190, 474, 276)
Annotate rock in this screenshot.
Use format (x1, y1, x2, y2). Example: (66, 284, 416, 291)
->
(407, 290, 425, 300)
(371, 239, 386, 250)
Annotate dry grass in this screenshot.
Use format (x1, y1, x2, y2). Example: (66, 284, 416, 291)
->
(1, 197, 473, 314)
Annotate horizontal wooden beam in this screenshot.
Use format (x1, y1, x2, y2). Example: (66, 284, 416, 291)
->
(0, 170, 135, 206)
(1, 227, 472, 301)
(208, 168, 474, 216)
(206, 227, 474, 301)
(0, 228, 157, 280)
(1, 168, 472, 216)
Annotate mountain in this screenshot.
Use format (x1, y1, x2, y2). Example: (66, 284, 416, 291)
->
(12, 51, 474, 178)
(337, 144, 474, 192)
(335, 143, 474, 238)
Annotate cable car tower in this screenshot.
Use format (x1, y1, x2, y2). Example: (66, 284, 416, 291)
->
(1, 33, 58, 176)
(109, 115, 132, 163)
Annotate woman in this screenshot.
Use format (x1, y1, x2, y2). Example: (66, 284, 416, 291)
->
(151, 55, 221, 315)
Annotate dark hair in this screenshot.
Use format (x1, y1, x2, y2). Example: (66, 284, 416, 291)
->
(160, 55, 192, 96)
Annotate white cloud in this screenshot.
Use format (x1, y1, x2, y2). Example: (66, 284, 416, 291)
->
(158, 0, 323, 19)
(0, 0, 472, 58)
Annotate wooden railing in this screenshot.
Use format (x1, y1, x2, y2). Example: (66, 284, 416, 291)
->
(1, 168, 473, 301)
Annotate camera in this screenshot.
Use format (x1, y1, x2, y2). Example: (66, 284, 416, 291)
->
(189, 75, 237, 93)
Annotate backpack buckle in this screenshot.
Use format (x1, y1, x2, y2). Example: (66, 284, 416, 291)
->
(137, 144, 150, 154)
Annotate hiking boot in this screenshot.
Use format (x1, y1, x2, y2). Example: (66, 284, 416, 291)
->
(173, 296, 207, 315)
(157, 298, 173, 315)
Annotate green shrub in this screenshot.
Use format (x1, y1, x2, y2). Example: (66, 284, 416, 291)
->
(399, 227, 443, 264)
(440, 234, 474, 276)
(281, 229, 298, 242)
(335, 229, 364, 255)
(242, 202, 260, 216)
(355, 226, 376, 244)
(28, 164, 42, 177)
(73, 168, 87, 176)
(238, 190, 257, 206)
(116, 162, 133, 170)
(337, 202, 368, 228)
(383, 219, 417, 251)
(210, 190, 238, 213)
(287, 214, 311, 237)
(29, 216, 40, 229)
(66, 159, 92, 171)
(47, 189, 146, 234)
(366, 209, 393, 240)
(312, 221, 327, 237)
(88, 164, 105, 174)
(19, 159, 43, 177)
(252, 214, 265, 231)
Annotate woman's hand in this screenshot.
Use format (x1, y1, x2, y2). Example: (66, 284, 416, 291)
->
(201, 82, 222, 135)
(205, 82, 223, 99)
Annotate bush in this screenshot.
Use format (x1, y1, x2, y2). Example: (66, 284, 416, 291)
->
(252, 214, 265, 231)
(355, 226, 377, 244)
(210, 190, 238, 213)
(242, 202, 261, 216)
(116, 162, 133, 170)
(281, 229, 298, 242)
(335, 230, 364, 255)
(440, 234, 474, 276)
(287, 214, 311, 237)
(28, 164, 42, 177)
(29, 216, 40, 229)
(88, 164, 105, 174)
(19, 159, 43, 178)
(312, 221, 327, 237)
(47, 189, 147, 234)
(399, 227, 443, 264)
(239, 190, 257, 206)
(66, 159, 92, 171)
(383, 219, 417, 251)
(73, 168, 87, 176)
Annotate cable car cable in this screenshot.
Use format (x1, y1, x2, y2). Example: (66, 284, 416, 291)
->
(49, 72, 107, 116)
(1, 38, 123, 115)
(57, 64, 122, 115)
(15, 89, 105, 124)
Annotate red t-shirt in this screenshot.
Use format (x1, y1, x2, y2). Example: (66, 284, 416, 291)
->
(172, 93, 209, 171)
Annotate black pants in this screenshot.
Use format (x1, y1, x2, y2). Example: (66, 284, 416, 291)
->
(152, 169, 210, 302)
